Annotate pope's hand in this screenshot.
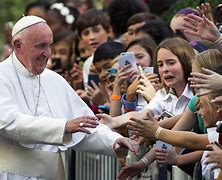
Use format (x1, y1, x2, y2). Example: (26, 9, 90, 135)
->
(113, 137, 139, 158)
(65, 116, 99, 134)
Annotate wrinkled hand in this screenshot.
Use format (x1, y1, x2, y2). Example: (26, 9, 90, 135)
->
(155, 147, 178, 165)
(113, 137, 139, 158)
(118, 160, 145, 180)
(189, 68, 222, 96)
(183, 14, 220, 42)
(65, 116, 99, 134)
(126, 111, 159, 141)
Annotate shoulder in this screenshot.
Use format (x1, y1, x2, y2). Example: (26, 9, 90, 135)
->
(41, 68, 65, 81)
(41, 68, 74, 92)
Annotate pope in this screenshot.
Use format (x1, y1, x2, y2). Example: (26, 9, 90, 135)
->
(0, 16, 139, 180)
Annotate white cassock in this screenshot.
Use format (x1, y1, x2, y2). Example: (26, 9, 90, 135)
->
(0, 52, 122, 180)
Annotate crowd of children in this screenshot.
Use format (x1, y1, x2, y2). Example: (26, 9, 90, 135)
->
(2, 0, 222, 179)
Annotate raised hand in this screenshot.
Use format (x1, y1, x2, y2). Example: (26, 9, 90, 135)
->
(69, 63, 83, 89)
(183, 14, 220, 42)
(117, 160, 146, 180)
(65, 116, 99, 134)
(113, 137, 139, 158)
(86, 81, 105, 105)
(196, 3, 214, 22)
(155, 147, 178, 165)
(126, 77, 140, 102)
(137, 74, 157, 102)
(189, 68, 222, 96)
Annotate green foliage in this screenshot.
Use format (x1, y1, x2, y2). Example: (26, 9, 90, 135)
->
(162, 0, 222, 23)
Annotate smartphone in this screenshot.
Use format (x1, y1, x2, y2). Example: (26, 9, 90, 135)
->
(158, 110, 174, 121)
(98, 105, 110, 114)
(51, 58, 62, 71)
(107, 68, 117, 75)
(142, 67, 154, 74)
(87, 74, 100, 87)
(118, 52, 138, 73)
(156, 140, 173, 151)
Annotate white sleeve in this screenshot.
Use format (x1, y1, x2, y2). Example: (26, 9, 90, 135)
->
(71, 123, 122, 156)
(143, 90, 165, 116)
(0, 77, 70, 145)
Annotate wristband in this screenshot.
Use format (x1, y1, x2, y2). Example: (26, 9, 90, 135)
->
(141, 156, 150, 166)
(155, 127, 163, 139)
(110, 95, 121, 101)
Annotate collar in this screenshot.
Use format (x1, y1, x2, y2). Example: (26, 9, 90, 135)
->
(12, 52, 38, 78)
(162, 84, 193, 101)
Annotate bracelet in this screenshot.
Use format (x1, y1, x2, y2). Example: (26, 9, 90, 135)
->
(110, 95, 121, 101)
(155, 127, 163, 139)
(141, 156, 150, 166)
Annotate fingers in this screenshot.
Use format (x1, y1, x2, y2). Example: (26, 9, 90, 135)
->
(65, 116, 98, 134)
(201, 68, 215, 75)
(195, 90, 212, 96)
(126, 118, 146, 131)
(127, 139, 140, 155)
(190, 72, 208, 79)
(146, 110, 155, 121)
(211, 96, 222, 104)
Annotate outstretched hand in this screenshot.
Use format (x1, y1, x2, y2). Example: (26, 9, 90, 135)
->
(155, 147, 178, 165)
(96, 113, 118, 129)
(65, 116, 99, 134)
(113, 137, 139, 158)
(183, 14, 220, 42)
(126, 111, 159, 141)
(117, 160, 146, 180)
(189, 68, 222, 96)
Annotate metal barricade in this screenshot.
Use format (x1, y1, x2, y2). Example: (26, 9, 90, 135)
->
(70, 150, 119, 180)
(68, 150, 194, 180)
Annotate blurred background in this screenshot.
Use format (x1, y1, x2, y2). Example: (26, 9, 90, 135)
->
(0, 0, 221, 59)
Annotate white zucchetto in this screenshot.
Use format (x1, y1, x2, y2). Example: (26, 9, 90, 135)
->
(12, 15, 46, 37)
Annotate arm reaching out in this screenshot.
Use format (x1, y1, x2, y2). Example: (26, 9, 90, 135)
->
(183, 14, 220, 42)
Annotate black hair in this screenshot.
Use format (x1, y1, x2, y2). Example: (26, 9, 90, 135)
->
(107, 0, 147, 38)
(25, 1, 50, 15)
(76, 9, 110, 36)
(93, 41, 125, 64)
(137, 20, 174, 45)
(127, 12, 159, 28)
(125, 37, 157, 67)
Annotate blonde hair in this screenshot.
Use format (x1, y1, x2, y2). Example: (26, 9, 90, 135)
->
(156, 37, 195, 91)
(193, 49, 222, 101)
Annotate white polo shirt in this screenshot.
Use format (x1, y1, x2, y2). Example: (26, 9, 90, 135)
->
(144, 84, 194, 117)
